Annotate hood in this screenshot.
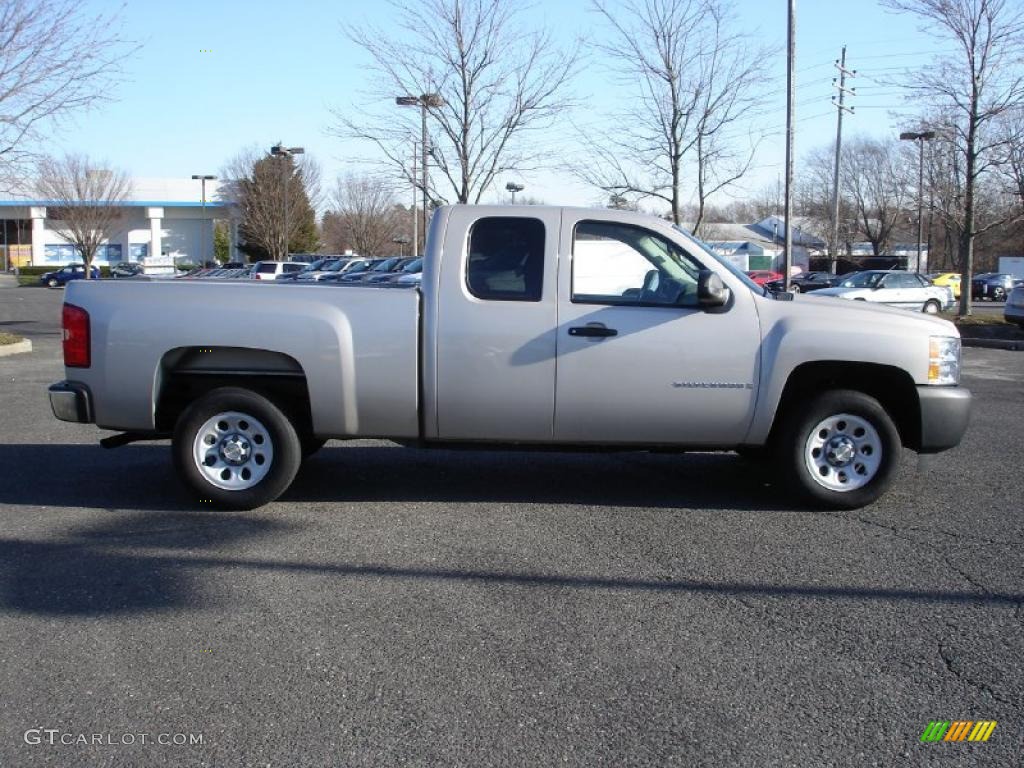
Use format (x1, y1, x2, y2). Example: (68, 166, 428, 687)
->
(789, 291, 959, 336)
(812, 286, 869, 298)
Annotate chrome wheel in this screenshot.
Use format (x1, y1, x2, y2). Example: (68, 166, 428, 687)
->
(804, 413, 882, 492)
(192, 410, 274, 491)
(923, 300, 940, 314)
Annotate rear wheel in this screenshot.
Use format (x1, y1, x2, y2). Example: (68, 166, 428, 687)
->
(172, 387, 302, 509)
(922, 299, 941, 314)
(776, 389, 901, 509)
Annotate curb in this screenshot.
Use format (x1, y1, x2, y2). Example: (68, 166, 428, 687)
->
(0, 339, 32, 357)
(961, 337, 1024, 351)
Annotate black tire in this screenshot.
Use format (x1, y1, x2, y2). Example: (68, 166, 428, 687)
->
(922, 299, 941, 314)
(172, 387, 302, 510)
(775, 389, 901, 509)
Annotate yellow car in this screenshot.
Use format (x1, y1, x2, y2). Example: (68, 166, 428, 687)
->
(930, 272, 962, 298)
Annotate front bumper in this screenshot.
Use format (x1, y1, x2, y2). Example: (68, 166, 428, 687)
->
(916, 386, 971, 453)
(48, 381, 93, 423)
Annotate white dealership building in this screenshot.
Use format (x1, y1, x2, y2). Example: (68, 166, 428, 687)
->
(0, 177, 238, 270)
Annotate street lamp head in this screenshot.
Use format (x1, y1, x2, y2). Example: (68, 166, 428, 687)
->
(900, 130, 937, 141)
(506, 182, 525, 193)
(270, 144, 304, 157)
(396, 94, 445, 108)
(191, 174, 216, 180)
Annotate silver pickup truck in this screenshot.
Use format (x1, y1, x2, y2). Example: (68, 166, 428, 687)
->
(49, 205, 971, 510)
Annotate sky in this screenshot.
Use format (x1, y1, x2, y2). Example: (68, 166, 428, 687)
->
(31, 0, 959, 213)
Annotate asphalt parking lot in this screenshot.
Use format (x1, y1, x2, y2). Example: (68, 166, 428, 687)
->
(0, 281, 1022, 767)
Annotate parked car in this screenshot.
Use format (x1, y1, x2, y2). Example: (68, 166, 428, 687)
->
(814, 270, 954, 313)
(251, 261, 306, 281)
(335, 257, 402, 283)
(929, 272, 962, 299)
(745, 270, 784, 286)
(372, 257, 423, 286)
(1004, 284, 1024, 328)
(39, 264, 100, 288)
(970, 272, 1015, 301)
(49, 205, 970, 512)
(295, 258, 360, 282)
(361, 258, 418, 284)
(109, 262, 144, 279)
(277, 258, 329, 281)
(764, 271, 838, 293)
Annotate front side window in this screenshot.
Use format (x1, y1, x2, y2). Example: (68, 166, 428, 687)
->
(466, 217, 545, 301)
(572, 220, 704, 307)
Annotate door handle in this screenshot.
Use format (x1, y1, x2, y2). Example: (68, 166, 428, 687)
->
(568, 325, 618, 338)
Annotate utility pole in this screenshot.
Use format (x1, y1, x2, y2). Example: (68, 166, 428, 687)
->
(411, 140, 418, 256)
(829, 46, 855, 275)
(783, 0, 796, 292)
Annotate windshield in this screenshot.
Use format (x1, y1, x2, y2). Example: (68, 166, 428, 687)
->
(672, 225, 763, 294)
(373, 258, 399, 272)
(403, 258, 423, 273)
(840, 272, 884, 288)
(323, 260, 346, 272)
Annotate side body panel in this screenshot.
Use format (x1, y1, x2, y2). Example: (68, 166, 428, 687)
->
(553, 208, 761, 445)
(744, 293, 953, 444)
(63, 280, 420, 438)
(427, 205, 561, 441)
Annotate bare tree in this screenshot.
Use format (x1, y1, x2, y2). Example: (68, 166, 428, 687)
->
(330, 0, 578, 205)
(884, 0, 1024, 314)
(575, 0, 772, 230)
(324, 174, 404, 256)
(34, 154, 131, 278)
(842, 137, 915, 256)
(221, 147, 322, 261)
(0, 0, 134, 190)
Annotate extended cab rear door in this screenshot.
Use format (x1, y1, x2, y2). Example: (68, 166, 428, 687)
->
(553, 210, 760, 446)
(431, 206, 561, 441)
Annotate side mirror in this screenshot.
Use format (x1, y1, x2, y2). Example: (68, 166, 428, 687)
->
(698, 270, 729, 308)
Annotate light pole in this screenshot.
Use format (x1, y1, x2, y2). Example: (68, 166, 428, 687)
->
(392, 236, 411, 257)
(191, 174, 216, 264)
(396, 94, 444, 253)
(505, 182, 524, 204)
(270, 143, 304, 260)
(899, 130, 936, 273)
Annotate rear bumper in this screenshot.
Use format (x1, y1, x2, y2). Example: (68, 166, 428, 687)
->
(916, 386, 971, 453)
(48, 380, 93, 423)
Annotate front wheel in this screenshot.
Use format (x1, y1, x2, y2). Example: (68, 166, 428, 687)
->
(47, 278, 59, 288)
(172, 387, 302, 509)
(776, 389, 901, 509)
(789, 284, 801, 293)
(922, 299, 941, 314)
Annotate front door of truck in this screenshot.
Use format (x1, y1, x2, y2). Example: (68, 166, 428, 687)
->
(553, 213, 760, 446)
(432, 207, 561, 441)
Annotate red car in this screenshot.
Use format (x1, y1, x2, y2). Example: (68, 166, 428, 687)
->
(746, 270, 784, 286)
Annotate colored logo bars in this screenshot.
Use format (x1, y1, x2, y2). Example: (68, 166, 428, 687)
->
(920, 721, 997, 742)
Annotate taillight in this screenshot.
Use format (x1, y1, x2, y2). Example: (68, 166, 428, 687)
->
(62, 303, 90, 368)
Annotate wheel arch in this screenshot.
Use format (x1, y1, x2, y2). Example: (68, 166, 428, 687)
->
(155, 346, 313, 436)
(768, 361, 922, 449)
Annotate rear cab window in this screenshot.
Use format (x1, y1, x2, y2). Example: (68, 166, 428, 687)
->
(466, 217, 545, 301)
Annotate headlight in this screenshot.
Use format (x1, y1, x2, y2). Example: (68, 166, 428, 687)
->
(928, 336, 960, 385)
